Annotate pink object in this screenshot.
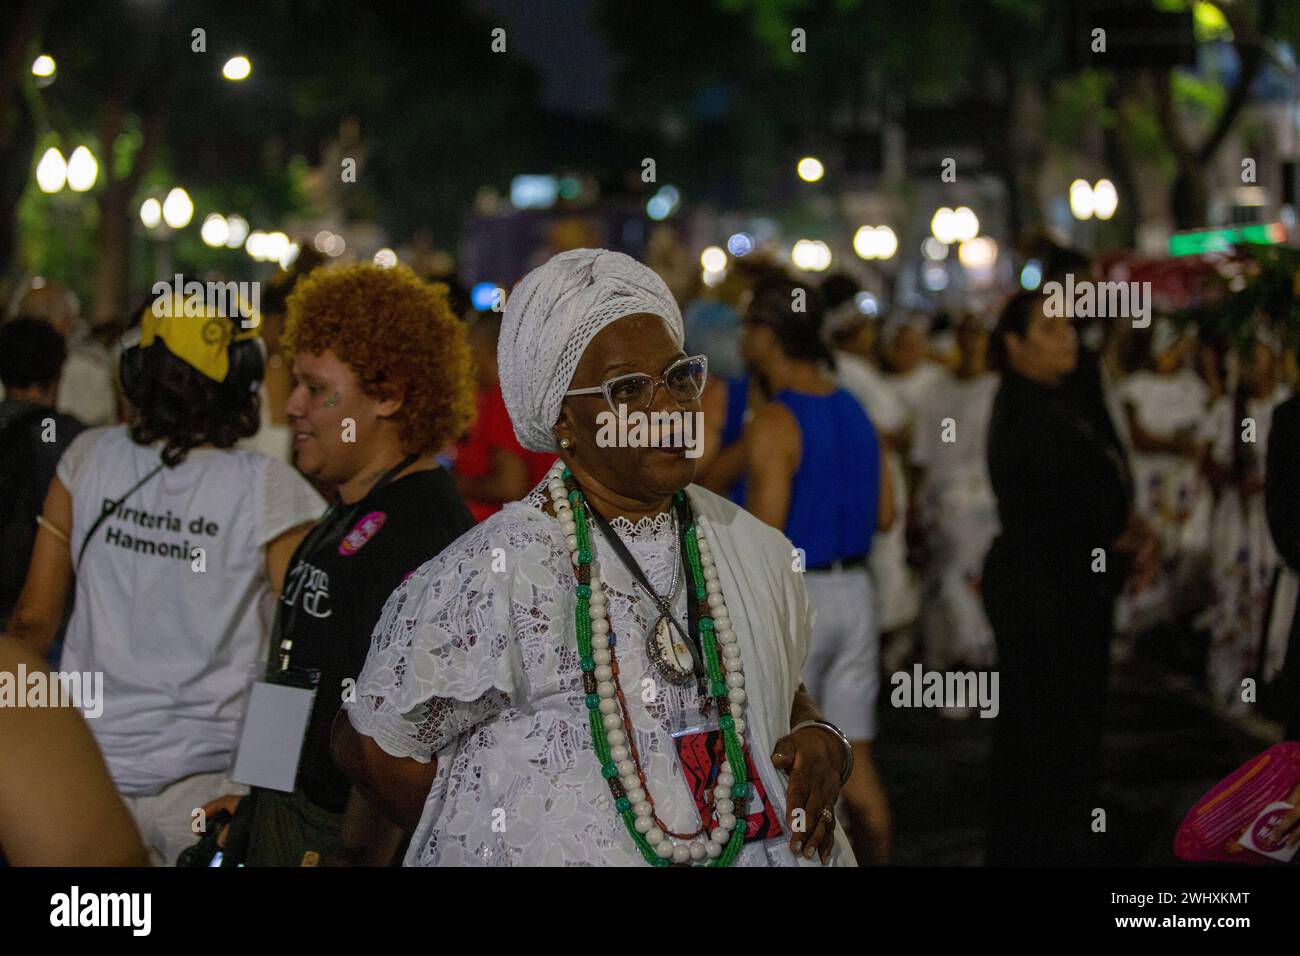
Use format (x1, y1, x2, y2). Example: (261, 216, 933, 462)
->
(1174, 742, 1300, 864)
(338, 511, 388, 556)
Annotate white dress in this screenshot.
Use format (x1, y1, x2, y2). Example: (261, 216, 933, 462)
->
(838, 352, 919, 631)
(1199, 388, 1288, 707)
(910, 372, 1000, 668)
(347, 481, 853, 866)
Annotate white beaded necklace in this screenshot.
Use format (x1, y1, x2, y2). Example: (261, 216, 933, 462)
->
(545, 462, 752, 864)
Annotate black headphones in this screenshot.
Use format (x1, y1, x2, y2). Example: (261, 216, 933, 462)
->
(118, 317, 266, 408)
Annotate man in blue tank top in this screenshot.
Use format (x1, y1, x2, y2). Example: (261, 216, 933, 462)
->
(736, 274, 896, 865)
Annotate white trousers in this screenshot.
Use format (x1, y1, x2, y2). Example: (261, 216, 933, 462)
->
(801, 568, 879, 742)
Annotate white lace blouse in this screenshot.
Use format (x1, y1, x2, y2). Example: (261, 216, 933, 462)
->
(347, 481, 844, 866)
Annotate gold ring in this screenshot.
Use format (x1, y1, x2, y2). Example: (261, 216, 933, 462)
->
(820, 808, 835, 825)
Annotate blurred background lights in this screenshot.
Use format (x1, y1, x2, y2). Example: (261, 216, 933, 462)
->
(957, 236, 998, 270)
(35, 148, 67, 193)
(280, 241, 300, 270)
(854, 291, 879, 316)
(65, 146, 98, 191)
(244, 231, 267, 259)
(1069, 179, 1095, 220)
(1020, 259, 1043, 290)
(31, 54, 56, 78)
(853, 225, 897, 260)
(139, 197, 162, 229)
(222, 56, 252, 81)
(162, 187, 194, 228)
(930, 207, 957, 244)
(727, 232, 754, 257)
(510, 175, 558, 210)
(323, 233, 345, 257)
(646, 184, 680, 221)
(1092, 179, 1118, 220)
(796, 156, 825, 183)
(200, 214, 230, 247)
(922, 237, 949, 260)
(373, 247, 397, 268)
(224, 215, 249, 248)
(700, 246, 726, 273)
(950, 207, 979, 242)
(471, 282, 504, 311)
(922, 263, 949, 291)
(791, 239, 831, 271)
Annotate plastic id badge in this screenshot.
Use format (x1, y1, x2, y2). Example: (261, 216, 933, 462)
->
(672, 722, 784, 844)
(230, 666, 319, 793)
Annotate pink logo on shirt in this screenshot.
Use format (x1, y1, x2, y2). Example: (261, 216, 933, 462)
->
(338, 511, 387, 556)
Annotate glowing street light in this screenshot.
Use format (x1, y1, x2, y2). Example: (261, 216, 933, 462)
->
(31, 55, 56, 78)
(1069, 179, 1095, 220)
(700, 246, 727, 273)
(930, 207, 957, 244)
(1092, 179, 1118, 220)
(139, 198, 162, 229)
(853, 226, 898, 260)
(373, 248, 397, 268)
(201, 214, 230, 248)
(957, 236, 998, 270)
(796, 156, 825, 183)
(224, 215, 249, 249)
(35, 147, 67, 193)
(222, 56, 252, 81)
(950, 207, 979, 242)
(791, 239, 831, 271)
(66, 146, 98, 192)
(162, 187, 194, 228)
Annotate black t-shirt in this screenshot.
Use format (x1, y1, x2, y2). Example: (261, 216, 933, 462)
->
(270, 466, 474, 813)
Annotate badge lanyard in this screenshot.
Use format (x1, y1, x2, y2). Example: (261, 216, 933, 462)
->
(274, 454, 418, 673)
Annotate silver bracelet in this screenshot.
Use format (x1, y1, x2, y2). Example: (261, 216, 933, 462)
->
(789, 719, 854, 786)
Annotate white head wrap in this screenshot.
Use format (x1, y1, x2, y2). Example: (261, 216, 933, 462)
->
(498, 248, 684, 452)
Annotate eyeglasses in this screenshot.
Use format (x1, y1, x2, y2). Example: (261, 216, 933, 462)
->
(564, 354, 708, 413)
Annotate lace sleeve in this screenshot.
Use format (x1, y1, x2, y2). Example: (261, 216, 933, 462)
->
(344, 520, 527, 762)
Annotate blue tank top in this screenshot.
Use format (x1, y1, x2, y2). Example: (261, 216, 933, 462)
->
(721, 375, 750, 504)
(766, 388, 880, 567)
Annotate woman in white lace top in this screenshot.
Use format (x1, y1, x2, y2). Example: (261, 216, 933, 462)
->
(334, 249, 856, 866)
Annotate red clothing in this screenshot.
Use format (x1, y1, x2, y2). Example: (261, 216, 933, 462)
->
(454, 387, 554, 522)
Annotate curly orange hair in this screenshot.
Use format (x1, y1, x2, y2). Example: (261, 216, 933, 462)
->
(284, 263, 475, 454)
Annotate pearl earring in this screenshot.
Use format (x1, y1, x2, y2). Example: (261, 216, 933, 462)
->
(559, 437, 572, 449)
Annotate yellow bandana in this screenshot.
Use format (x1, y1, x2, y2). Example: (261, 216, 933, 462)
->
(140, 295, 261, 383)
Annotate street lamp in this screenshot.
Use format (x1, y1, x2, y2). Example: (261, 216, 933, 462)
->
(32, 54, 56, 87)
(36, 148, 67, 193)
(222, 56, 252, 81)
(139, 198, 162, 229)
(66, 146, 98, 192)
(797, 157, 825, 183)
(162, 187, 194, 229)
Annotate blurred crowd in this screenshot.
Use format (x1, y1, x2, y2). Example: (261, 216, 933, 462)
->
(0, 238, 1297, 867)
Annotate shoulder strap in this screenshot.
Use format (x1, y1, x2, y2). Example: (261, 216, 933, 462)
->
(76, 459, 168, 571)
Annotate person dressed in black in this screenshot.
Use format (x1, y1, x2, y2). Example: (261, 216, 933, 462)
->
(0, 318, 85, 649)
(1265, 393, 1300, 741)
(202, 264, 477, 866)
(981, 290, 1156, 866)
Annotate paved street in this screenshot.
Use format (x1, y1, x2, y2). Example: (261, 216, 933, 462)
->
(877, 641, 1282, 866)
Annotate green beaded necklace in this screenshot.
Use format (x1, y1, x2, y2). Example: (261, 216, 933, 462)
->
(563, 469, 751, 867)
